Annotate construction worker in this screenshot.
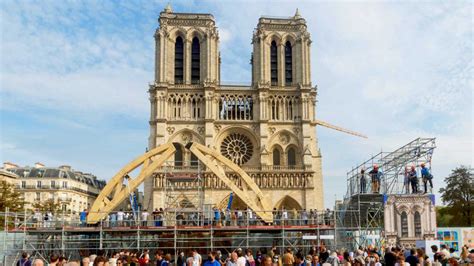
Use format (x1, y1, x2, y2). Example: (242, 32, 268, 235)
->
(408, 165, 418, 193)
(421, 162, 433, 193)
(369, 164, 382, 193)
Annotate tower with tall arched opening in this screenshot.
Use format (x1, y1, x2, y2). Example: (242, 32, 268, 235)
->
(145, 6, 322, 213)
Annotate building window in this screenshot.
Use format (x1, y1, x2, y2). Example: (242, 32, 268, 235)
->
(270, 41, 278, 85)
(191, 37, 200, 84)
(287, 147, 296, 166)
(273, 149, 281, 166)
(21, 181, 26, 188)
(36, 181, 42, 188)
(414, 211, 422, 237)
(36, 192, 41, 201)
(62, 181, 68, 188)
(401, 211, 408, 237)
(285, 41, 292, 85)
(173, 143, 184, 167)
(51, 181, 55, 188)
(174, 36, 184, 84)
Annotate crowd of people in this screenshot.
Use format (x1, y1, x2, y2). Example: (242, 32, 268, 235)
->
(358, 163, 434, 195)
(16, 244, 474, 266)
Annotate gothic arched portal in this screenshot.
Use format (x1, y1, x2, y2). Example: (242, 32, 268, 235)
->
(275, 195, 302, 210)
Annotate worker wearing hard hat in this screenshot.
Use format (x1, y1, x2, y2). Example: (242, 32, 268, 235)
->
(368, 164, 383, 193)
(408, 165, 418, 194)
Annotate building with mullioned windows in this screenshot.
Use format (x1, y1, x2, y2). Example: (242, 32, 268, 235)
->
(2, 162, 106, 215)
(145, 6, 324, 212)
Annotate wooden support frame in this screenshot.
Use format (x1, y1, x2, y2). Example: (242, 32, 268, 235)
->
(186, 142, 273, 223)
(87, 143, 176, 224)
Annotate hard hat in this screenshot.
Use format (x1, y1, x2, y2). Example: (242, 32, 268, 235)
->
(421, 162, 425, 166)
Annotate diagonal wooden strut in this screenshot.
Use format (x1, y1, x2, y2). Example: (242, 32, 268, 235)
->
(87, 143, 176, 224)
(185, 142, 274, 223)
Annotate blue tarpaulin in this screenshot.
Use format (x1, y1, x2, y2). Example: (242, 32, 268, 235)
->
(227, 193, 233, 210)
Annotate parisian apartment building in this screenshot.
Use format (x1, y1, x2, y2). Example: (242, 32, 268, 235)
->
(2, 162, 106, 215)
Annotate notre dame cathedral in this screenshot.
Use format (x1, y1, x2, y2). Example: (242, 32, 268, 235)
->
(144, 5, 324, 212)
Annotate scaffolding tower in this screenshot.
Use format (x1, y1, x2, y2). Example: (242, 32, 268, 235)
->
(337, 138, 436, 250)
(162, 160, 204, 226)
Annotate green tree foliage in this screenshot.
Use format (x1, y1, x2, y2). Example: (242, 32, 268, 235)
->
(32, 199, 64, 213)
(0, 181, 25, 212)
(439, 166, 473, 227)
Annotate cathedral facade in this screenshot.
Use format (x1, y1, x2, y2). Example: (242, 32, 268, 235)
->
(144, 6, 323, 212)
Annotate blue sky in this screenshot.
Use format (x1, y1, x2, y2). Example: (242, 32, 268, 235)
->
(0, 1, 472, 208)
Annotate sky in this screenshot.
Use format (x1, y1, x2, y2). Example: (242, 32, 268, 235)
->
(0, 0, 472, 208)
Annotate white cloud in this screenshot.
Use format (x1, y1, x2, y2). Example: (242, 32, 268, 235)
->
(0, 1, 471, 209)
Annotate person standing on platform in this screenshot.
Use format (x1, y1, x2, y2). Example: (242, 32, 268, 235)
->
(141, 210, 149, 227)
(369, 165, 383, 193)
(360, 169, 367, 194)
(404, 167, 411, 194)
(80, 209, 87, 227)
(408, 166, 418, 194)
(117, 209, 124, 226)
(420, 163, 433, 194)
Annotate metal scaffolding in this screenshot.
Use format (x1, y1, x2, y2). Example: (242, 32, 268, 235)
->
(337, 138, 436, 250)
(163, 160, 205, 226)
(1, 210, 337, 266)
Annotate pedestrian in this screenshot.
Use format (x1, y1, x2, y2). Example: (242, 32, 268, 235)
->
(236, 249, 246, 266)
(17, 252, 32, 266)
(282, 248, 294, 266)
(294, 254, 305, 266)
(420, 163, 433, 194)
(204, 251, 221, 266)
(226, 252, 238, 266)
(246, 250, 256, 266)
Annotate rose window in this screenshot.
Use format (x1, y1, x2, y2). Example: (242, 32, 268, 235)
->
(220, 133, 253, 165)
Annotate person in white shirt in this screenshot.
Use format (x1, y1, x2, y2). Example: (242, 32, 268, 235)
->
(247, 208, 253, 226)
(141, 210, 149, 226)
(236, 249, 247, 266)
(282, 208, 288, 226)
(191, 249, 202, 266)
(117, 209, 125, 226)
(237, 209, 243, 226)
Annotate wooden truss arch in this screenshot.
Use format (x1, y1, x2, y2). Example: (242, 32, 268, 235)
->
(88, 142, 274, 224)
(87, 143, 176, 224)
(186, 142, 273, 223)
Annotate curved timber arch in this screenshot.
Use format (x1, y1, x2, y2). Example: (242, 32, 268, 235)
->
(87, 143, 176, 223)
(88, 142, 273, 224)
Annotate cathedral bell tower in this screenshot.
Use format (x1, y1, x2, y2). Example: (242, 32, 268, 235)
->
(146, 6, 324, 212)
(251, 10, 323, 210)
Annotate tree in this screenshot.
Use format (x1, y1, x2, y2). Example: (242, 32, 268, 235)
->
(32, 199, 64, 214)
(0, 181, 25, 212)
(439, 166, 474, 226)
